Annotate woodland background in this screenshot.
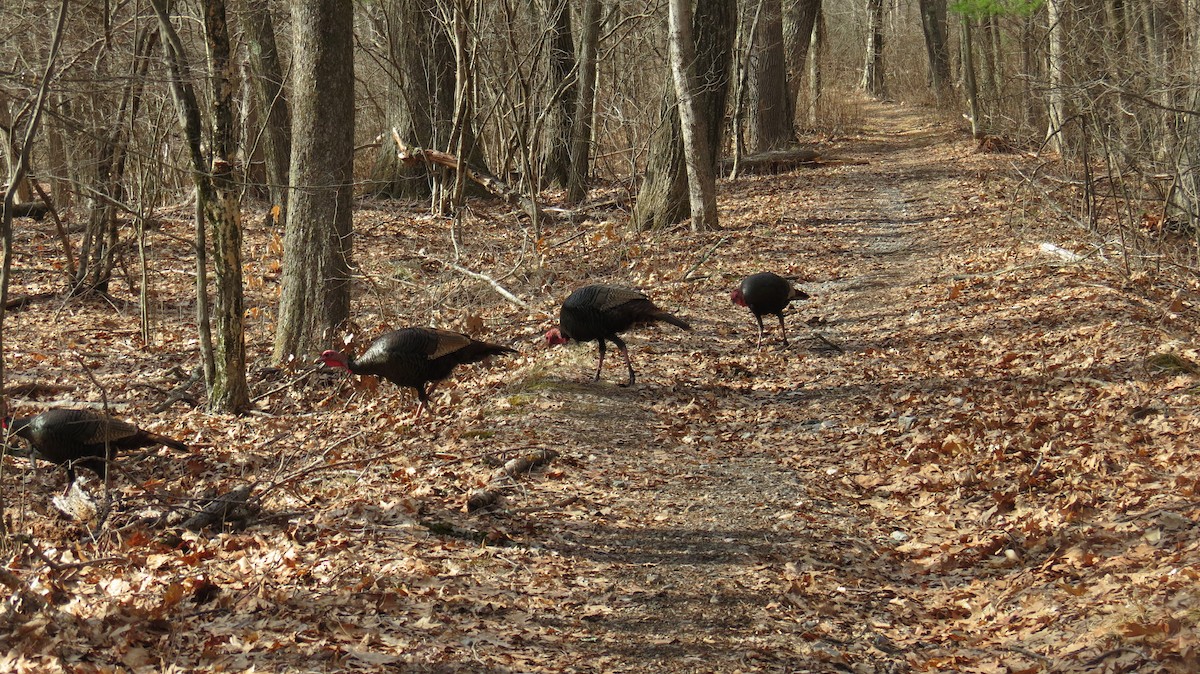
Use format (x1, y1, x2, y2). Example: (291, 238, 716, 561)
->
(1, 0, 1200, 672)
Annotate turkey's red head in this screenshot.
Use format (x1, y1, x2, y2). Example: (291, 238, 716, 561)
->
(317, 350, 350, 369)
(730, 288, 747, 307)
(544, 328, 569, 347)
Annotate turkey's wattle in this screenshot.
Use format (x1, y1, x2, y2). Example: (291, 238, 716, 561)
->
(731, 272, 809, 346)
(545, 284, 690, 386)
(4, 408, 189, 488)
(318, 327, 517, 415)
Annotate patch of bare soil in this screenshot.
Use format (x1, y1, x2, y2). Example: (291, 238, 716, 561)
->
(4, 100, 1200, 673)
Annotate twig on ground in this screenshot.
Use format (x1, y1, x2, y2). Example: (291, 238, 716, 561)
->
(417, 250, 530, 308)
(681, 236, 728, 280)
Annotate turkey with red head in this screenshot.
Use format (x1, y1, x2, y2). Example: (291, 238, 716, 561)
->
(3, 408, 189, 489)
(318, 327, 517, 415)
(544, 284, 691, 386)
(730, 272, 810, 347)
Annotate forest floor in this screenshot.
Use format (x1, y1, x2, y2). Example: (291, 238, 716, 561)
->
(4, 100, 1200, 673)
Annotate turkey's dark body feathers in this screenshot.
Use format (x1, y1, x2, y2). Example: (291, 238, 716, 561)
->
(556, 285, 690, 386)
(349, 327, 516, 405)
(737, 272, 809, 346)
(558, 285, 690, 343)
(6, 408, 188, 485)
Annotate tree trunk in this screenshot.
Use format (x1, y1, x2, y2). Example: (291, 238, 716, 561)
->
(1045, 0, 1067, 155)
(631, 0, 736, 231)
(808, 4, 825, 127)
(784, 0, 821, 118)
(860, 0, 886, 97)
(202, 0, 249, 412)
(367, 0, 478, 200)
(668, 0, 719, 231)
(961, 15, 982, 140)
(0, 0, 68, 413)
(540, 0, 577, 189)
(918, 0, 951, 102)
(242, 0, 291, 226)
(273, 0, 354, 362)
(748, 0, 793, 152)
(565, 0, 601, 205)
(152, 0, 249, 412)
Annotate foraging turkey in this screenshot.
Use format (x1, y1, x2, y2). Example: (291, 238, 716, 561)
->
(4, 408, 189, 488)
(318, 327, 517, 415)
(731, 272, 810, 347)
(544, 284, 691, 386)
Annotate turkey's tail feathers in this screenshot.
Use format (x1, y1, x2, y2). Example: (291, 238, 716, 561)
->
(144, 432, 189, 452)
(456, 341, 519, 365)
(651, 311, 691, 331)
(789, 285, 811, 301)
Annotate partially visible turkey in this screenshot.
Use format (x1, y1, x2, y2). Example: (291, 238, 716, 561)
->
(731, 272, 810, 346)
(545, 284, 691, 386)
(4, 408, 189, 488)
(318, 327, 517, 415)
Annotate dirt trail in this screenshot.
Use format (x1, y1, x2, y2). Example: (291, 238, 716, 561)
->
(519, 103, 977, 672)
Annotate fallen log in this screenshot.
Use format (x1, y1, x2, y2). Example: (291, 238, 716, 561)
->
(390, 130, 546, 223)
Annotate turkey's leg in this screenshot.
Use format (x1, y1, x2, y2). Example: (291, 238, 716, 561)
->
(593, 340, 606, 381)
(755, 315, 765, 348)
(778, 314, 789, 346)
(612, 336, 635, 387)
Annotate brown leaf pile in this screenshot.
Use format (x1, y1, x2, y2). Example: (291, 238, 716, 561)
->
(2, 100, 1198, 673)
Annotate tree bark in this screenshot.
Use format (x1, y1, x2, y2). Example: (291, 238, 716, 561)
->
(784, 0, 821, 124)
(917, 0, 951, 102)
(152, 0, 250, 412)
(860, 0, 886, 97)
(668, 0, 719, 231)
(1045, 0, 1067, 155)
(202, 0, 250, 412)
(747, 0, 793, 152)
(242, 0, 291, 226)
(273, 0, 354, 362)
(540, 0, 577, 189)
(565, 0, 601, 205)
(367, 0, 461, 199)
(631, 0, 736, 231)
(961, 15, 982, 139)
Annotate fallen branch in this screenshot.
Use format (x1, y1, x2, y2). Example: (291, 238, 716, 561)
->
(251, 365, 319, 403)
(417, 251, 530, 309)
(809, 331, 845, 353)
(466, 448, 560, 513)
(181, 485, 256, 532)
(681, 236, 728, 280)
(391, 130, 546, 224)
(150, 365, 204, 413)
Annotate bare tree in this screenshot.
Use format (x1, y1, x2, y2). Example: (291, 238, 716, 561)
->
(918, 0, 951, 102)
(242, 0, 291, 226)
(540, 0, 577, 188)
(860, 0, 886, 97)
(747, 0, 793, 152)
(631, 0, 736, 231)
(566, 0, 602, 205)
(151, 0, 250, 412)
(668, 0, 718, 230)
(366, 0, 466, 200)
(273, 0, 354, 362)
(0, 0, 69, 404)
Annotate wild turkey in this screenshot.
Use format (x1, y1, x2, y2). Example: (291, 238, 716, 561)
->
(318, 327, 517, 415)
(544, 284, 691, 386)
(3, 408, 189, 488)
(730, 272, 810, 347)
